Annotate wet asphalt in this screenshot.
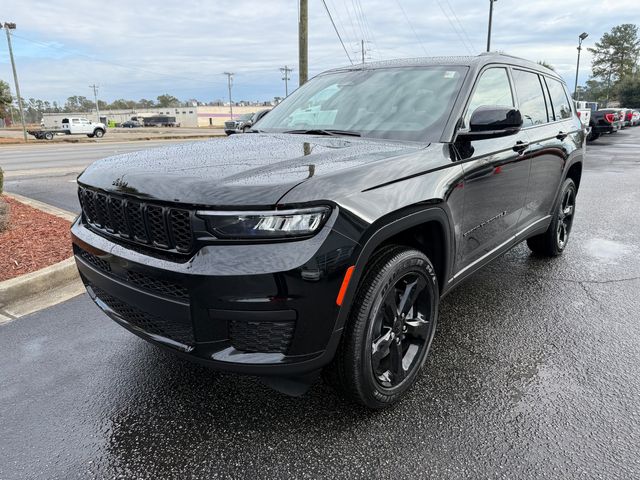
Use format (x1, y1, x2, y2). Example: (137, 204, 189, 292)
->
(2, 129, 640, 479)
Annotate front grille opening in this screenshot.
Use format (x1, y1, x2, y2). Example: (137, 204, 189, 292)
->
(127, 270, 189, 301)
(79, 249, 111, 273)
(228, 319, 295, 354)
(91, 285, 194, 347)
(78, 187, 194, 254)
(76, 247, 189, 302)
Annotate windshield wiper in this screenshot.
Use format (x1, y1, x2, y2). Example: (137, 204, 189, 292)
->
(283, 129, 361, 137)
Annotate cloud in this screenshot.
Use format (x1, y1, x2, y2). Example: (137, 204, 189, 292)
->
(0, 0, 638, 102)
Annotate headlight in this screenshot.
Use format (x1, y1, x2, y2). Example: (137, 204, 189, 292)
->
(197, 206, 331, 239)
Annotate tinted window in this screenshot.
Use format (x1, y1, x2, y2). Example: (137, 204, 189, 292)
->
(465, 68, 513, 127)
(546, 78, 572, 120)
(512, 70, 548, 126)
(257, 66, 468, 142)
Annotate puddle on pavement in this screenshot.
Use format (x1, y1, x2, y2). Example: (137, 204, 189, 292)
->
(583, 238, 633, 262)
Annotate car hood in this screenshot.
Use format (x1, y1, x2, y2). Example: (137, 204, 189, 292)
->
(78, 133, 423, 206)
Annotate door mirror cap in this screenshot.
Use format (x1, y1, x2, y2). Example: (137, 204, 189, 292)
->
(458, 106, 523, 141)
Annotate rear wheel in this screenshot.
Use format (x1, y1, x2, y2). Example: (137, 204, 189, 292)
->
(587, 130, 599, 142)
(527, 178, 576, 256)
(325, 246, 439, 409)
(44, 132, 54, 140)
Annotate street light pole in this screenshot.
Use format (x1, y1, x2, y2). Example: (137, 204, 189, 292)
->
(486, 0, 497, 52)
(574, 32, 589, 100)
(223, 72, 234, 120)
(2, 22, 27, 142)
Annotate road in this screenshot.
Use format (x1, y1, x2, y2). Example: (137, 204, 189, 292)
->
(1, 139, 211, 212)
(1, 130, 640, 479)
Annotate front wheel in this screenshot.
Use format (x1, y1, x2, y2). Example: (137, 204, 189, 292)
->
(527, 178, 577, 256)
(93, 129, 105, 138)
(325, 246, 439, 409)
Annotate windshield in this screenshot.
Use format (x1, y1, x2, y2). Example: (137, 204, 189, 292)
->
(257, 66, 467, 142)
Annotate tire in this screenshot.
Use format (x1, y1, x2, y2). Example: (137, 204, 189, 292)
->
(93, 129, 105, 138)
(87, 134, 94, 138)
(325, 246, 439, 409)
(587, 130, 599, 142)
(44, 132, 54, 140)
(527, 178, 577, 257)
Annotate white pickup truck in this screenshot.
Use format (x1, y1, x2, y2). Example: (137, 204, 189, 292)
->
(28, 117, 107, 140)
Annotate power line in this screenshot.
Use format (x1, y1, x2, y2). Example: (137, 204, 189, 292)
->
(342, 0, 361, 46)
(442, 0, 475, 53)
(436, 0, 474, 55)
(393, 0, 429, 56)
(354, 0, 379, 59)
(321, 0, 354, 65)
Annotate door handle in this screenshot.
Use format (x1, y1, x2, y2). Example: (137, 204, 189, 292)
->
(512, 141, 529, 154)
(556, 131, 568, 140)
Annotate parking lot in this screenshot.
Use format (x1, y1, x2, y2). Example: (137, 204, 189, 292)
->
(1, 129, 640, 479)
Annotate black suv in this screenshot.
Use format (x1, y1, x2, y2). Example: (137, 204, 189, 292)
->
(72, 54, 584, 408)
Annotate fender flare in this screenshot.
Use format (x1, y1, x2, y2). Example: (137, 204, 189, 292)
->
(333, 205, 454, 333)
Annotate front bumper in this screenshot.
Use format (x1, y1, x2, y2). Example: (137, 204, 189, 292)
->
(71, 215, 358, 376)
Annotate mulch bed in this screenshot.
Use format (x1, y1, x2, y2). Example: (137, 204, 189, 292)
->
(0, 195, 72, 282)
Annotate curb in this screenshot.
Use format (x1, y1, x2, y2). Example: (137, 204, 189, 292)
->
(0, 196, 82, 323)
(4, 192, 77, 222)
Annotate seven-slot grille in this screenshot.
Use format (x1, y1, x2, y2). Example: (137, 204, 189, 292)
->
(79, 187, 193, 253)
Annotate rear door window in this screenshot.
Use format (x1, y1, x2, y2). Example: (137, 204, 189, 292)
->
(546, 78, 573, 120)
(464, 68, 513, 127)
(512, 69, 548, 127)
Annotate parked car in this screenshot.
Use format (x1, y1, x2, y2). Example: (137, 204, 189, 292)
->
(622, 109, 635, 127)
(589, 109, 622, 140)
(121, 120, 144, 128)
(631, 110, 640, 126)
(72, 53, 584, 408)
(225, 112, 257, 134)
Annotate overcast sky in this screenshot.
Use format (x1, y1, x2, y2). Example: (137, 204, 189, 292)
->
(1, 0, 638, 104)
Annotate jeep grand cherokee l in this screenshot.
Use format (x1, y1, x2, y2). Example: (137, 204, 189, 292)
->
(72, 54, 584, 408)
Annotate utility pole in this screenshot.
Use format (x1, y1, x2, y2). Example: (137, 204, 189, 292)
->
(362, 39, 365, 64)
(223, 72, 234, 119)
(486, 0, 497, 52)
(299, 0, 308, 86)
(89, 84, 101, 122)
(280, 65, 292, 96)
(2, 22, 27, 142)
(573, 32, 588, 100)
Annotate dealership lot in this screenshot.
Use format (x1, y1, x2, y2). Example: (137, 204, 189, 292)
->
(1, 129, 640, 478)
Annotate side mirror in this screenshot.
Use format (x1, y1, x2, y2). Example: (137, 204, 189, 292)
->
(458, 106, 523, 141)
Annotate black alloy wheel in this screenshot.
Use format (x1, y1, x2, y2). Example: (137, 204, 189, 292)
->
(370, 272, 432, 388)
(556, 187, 575, 250)
(325, 246, 439, 408)
(527, 178, 577, 256)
